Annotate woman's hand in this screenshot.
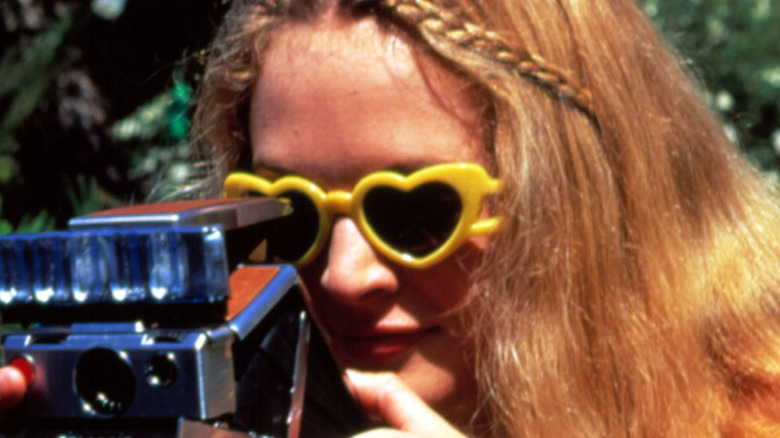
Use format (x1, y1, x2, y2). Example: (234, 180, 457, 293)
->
(0, 366, 27, 413)
(345, 369, 468, 438)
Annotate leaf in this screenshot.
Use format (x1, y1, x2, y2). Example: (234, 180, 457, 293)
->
(0, 220, 13, 236)
(15, 210, 55, 234)
(66, 174, 102, 217)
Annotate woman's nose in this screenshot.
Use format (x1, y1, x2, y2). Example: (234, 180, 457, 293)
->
(319, 217, 399, 304)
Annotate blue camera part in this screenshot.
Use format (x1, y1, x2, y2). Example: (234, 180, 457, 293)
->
(0, 226, 230, 307)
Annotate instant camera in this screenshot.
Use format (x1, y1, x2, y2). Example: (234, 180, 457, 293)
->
(0, 198, 365, 437)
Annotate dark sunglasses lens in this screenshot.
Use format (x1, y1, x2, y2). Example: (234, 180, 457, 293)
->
(363, 183, 462, 257)
(245, 189, 319, 263)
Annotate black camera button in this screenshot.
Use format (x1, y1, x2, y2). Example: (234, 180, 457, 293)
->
(145, 352, 178, 388)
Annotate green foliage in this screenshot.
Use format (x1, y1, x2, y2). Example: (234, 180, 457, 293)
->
(109, 76, 193, 144)
(641, 0, 780, 172)
(0, 9, 73, 169)
(0, 4, 79, 233)
(0, 10, 73, 144)
(13, 209, 56, 234)
(0, 197, 54, 235)
(0, 1, 204, 232)
(111, 76, 195, 201)
(0, 198, 12, 235)
(65, 175, 103, 219)
(168, 79, 192, 141)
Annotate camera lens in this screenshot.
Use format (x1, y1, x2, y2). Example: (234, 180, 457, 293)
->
(75, 348, 136, 417)
(146, 352, 177, 388)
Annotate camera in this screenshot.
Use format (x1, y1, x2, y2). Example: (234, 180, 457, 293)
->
(0, 199, 365, 437)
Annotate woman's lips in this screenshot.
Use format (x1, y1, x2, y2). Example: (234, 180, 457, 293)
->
(331, 326, 441, 364)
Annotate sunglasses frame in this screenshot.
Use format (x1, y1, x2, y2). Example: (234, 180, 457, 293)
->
(223, 162, 501, 269)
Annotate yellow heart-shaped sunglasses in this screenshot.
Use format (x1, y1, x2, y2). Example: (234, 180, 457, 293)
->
(223, 162, 501, 269)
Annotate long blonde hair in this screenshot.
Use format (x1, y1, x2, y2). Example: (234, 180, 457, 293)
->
(193, 0, 780, 436)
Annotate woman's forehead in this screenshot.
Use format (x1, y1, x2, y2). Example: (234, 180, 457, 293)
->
(249, 14, 488, 187)
(258, 16, 421, 97)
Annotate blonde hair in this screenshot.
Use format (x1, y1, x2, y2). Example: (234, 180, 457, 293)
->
(193, 0, 780, 436)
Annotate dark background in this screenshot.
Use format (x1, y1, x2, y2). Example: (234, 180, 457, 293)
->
(0, 0, 227, 231)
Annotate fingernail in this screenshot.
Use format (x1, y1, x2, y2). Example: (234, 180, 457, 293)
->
(9, 357, 34, 385)
(344, 368, 363, 381)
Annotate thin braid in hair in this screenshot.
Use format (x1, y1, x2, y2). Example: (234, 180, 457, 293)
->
(236, 0, 594, 113)
(378, 0, 595, 114)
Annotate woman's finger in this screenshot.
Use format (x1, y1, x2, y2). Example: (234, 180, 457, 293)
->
(345, 369, 467, 438)
(0, 366, 27, 412)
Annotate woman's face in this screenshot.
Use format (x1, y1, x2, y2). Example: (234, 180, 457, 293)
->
(248, 11, 488, 423)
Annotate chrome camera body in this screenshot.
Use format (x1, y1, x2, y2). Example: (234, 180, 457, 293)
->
(0, 199, 364, 438)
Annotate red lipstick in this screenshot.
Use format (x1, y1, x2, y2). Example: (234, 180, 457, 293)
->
(332, 326, 440, 364)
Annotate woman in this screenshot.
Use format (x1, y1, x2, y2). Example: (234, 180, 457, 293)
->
(4, 0, 780, 436)
(192, 0, 780, 435)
